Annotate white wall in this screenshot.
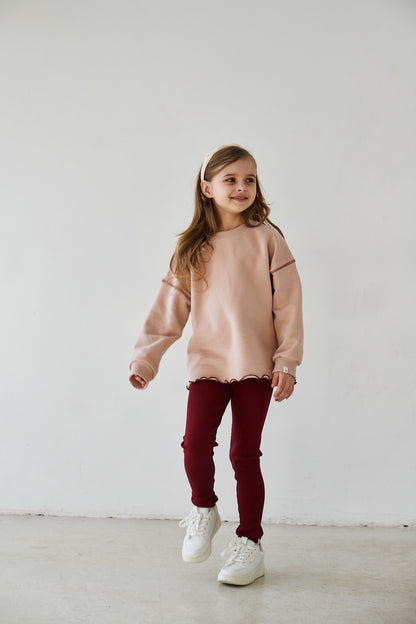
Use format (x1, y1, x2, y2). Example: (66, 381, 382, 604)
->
(1, 0, 415, 526)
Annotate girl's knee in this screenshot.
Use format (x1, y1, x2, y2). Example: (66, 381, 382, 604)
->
(229, 447, 262, 468)
(182, 436, 218, 454)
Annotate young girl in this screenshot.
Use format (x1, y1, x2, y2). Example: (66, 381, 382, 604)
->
(128, 144, 303, 586)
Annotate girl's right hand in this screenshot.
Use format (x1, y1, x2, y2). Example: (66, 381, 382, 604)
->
(134, 375, 146, 387)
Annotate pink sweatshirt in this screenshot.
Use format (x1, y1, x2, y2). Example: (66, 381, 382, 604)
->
(129, 219, 303, 390)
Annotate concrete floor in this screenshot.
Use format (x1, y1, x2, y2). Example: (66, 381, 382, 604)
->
(0, 516, 415, 624)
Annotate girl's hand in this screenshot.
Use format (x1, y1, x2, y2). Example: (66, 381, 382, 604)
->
(271, 371, 295, 402)
(134, 374, 146, 387)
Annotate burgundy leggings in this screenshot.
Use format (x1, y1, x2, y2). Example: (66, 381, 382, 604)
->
(181, 377, 273, 543)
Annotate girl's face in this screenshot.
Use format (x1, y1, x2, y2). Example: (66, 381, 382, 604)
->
(201, 157, 257, 226)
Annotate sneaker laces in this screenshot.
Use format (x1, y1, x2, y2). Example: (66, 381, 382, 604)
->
(179, 508, 212, 537)
(221, 537, 259, 565)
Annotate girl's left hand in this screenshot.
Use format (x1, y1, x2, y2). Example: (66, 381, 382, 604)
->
(271, 371, 295, 402)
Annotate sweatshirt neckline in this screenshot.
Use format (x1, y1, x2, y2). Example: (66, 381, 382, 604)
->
(211, 222, 248, 239)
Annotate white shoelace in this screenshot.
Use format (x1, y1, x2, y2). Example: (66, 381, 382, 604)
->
(179, 508, 211, 537)
(221, 537, 259, 565)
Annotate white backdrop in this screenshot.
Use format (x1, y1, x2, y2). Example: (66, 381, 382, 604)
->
(1, 0, 415, 526)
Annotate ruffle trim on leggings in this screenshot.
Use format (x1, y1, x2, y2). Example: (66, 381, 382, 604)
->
(186, 374, 273, 391)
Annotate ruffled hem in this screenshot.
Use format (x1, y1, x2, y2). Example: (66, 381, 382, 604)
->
(186, 374, 272, 391)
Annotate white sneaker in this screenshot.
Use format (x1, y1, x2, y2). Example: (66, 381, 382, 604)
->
(217, 536, 265, 585)
(179, 505, 221, 563)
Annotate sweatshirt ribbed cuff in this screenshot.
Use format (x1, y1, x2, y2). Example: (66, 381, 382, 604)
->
(128, 360, 155, 390)
(272, 360, 297, 381)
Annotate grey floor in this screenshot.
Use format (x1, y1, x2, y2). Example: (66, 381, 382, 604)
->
(0, 515, 415, 624)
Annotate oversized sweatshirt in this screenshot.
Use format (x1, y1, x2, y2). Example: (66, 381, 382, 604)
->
(128, 219, 303, 390)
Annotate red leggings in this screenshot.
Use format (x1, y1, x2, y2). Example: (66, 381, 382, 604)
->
(181, 377, 273, 543)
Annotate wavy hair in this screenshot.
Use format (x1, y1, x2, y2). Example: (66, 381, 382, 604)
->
(169, 144, 285, 291)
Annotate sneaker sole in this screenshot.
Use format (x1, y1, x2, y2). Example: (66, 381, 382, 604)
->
(182, 515, 222, 563)
(217, 561, 265, 586)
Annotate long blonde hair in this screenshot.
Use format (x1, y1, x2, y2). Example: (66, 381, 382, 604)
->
(169, 144, 285, 290)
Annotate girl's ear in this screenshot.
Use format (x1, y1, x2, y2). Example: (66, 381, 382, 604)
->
(200, 180, 213, 198)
